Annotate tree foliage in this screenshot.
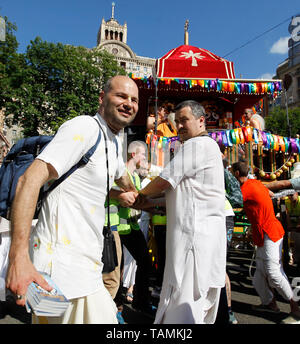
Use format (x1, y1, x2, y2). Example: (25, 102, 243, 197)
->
(1, 24, 126, 136)
(0, 17, 26, 112)
(265, 105, 300, 137)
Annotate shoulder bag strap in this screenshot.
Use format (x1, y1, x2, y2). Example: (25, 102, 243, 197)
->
(95, 121, 112, 235)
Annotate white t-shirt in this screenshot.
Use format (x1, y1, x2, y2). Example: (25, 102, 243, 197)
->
(31, 114, 125, 299)
(160, 135, 226, 296)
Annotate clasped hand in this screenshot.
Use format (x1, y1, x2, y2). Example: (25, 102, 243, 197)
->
(117, 192, 157, 210)
(117, 191, 139, 207)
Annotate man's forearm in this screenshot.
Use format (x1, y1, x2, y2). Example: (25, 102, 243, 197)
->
(265, 179, 292, 192)
(9, 176, 43, 259)
(109, 188, 124, 199)
(110, 179, 137, 207)
(115, 174, 136, 192)
(132, 196, 166, 210)
(144, 197, 166, 208)
(140, 176, 171, 197)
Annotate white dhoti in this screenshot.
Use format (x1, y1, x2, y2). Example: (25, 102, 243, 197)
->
(154, 249, 221, 324)
(32, 287, 118, 324)
(122, 246, 137, 288)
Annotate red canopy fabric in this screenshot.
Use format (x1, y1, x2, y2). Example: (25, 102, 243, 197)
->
(156, 45, 235, 79)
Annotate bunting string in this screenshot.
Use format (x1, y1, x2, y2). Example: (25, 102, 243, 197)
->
(131, 75, 282, 97)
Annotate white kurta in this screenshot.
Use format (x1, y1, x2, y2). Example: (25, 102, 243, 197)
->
(154, 135, 226, 324)
(31, 114, 125, 306)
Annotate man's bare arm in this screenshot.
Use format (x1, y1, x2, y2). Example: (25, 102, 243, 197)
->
(265, 179, 292, 192)
(132, 196, 166, 210)
(111, 173, 138, 207)
(139, 176, 171, 197)
(115, 173, 137, 193)
(109, 188, 137, 207)
(6, 159, 57, 305)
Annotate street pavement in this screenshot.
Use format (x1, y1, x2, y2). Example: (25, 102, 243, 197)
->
(226, 247, 296, 324)
(0, 246, 299, 325)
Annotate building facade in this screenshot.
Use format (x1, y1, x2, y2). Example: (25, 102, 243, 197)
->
(275, 14, 300, 108)
(95, 3, 155, 78)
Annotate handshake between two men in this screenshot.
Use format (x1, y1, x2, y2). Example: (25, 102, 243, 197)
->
(110, 188, 166, 213)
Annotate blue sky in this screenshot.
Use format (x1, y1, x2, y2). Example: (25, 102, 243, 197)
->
(0, 0, 299, 80)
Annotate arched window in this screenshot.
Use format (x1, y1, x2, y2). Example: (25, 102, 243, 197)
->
(120, 32, 123, 42)
(105, 30, 108, 40)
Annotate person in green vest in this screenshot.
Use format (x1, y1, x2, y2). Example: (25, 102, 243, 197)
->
(103, 179, 144, 323)
(122, 159, 151, 304)
(115, 140, 158, 318)
(151, 205, 167, 299)
(285, 192, 300, 274)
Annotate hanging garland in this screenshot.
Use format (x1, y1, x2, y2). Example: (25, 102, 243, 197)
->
(146, 130, 300, 155)
(253, 153, 297, 180)
(130, 74, 282, 97)
(207, 129, 299, 180)
(208, 127, 300, 153)
(146, 130, 300, 179)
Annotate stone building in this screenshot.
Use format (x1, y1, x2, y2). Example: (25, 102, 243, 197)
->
(95, 2, 155, 78)
(275, 14, 300, 108)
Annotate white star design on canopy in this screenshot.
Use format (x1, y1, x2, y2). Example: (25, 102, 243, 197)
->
(180, 50, 205, 66)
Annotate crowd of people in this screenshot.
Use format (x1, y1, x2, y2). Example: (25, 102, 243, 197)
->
(0, 75, 300, 325)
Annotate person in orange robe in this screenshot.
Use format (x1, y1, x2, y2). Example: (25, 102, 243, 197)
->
(147, 103, 177, 138)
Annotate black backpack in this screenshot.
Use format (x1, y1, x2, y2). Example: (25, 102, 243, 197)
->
(0, 117, 112, 220)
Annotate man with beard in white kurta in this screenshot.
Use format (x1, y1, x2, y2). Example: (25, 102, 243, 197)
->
(6, 76, 140, 324)
(139, 100, 227, 324)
